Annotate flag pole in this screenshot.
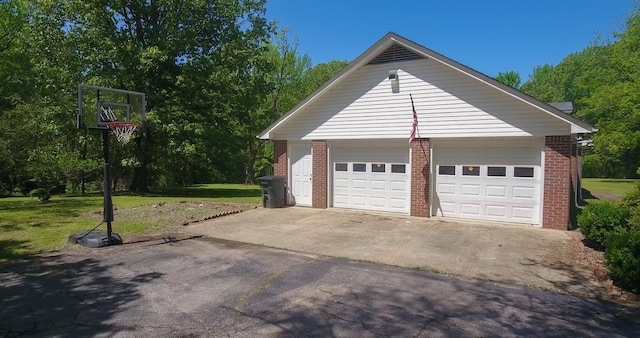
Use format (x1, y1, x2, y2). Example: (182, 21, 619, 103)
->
(409, 94, 418, 143)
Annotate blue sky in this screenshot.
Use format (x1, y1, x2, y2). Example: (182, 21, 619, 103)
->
(265, 1, 634, 81)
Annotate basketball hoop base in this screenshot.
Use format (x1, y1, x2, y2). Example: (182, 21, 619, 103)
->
(68, 230, 123, 248)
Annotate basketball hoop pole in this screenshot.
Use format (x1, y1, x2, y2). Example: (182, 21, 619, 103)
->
(102, 129, 114, 245)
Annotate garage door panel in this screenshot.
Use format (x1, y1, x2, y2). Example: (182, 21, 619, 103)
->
(486, 185, 507, 197)
(512, 207, 534, 219)
(335, 178, 348, 188)
(513, 186, 535, 199)
(352, 195, 367, 206)
(334, 194, 348, 204)
(434, 142, 541, 225)
(486, 205, 506, 217)
(461, 203, 481, 215)
(390, 198, 407, 209)
(370, 196, 386, 207)
(461, 184, 481, 196)
(390, 180, 407, 191)
(438, 183, 456, 194)
(352, 179, 367, 189)
(440, 202, 457, 213)
(371, 180, 386, 190)
(332, 146, 410, 214)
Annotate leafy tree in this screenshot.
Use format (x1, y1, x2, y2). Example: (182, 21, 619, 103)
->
(521, 4, 640, 178)
(494, 70, 521, 89)
(53, 0, 274, 189)
(520, 64, 558, 101)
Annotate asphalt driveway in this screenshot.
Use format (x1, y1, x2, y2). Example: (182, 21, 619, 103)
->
(187, 207, 603, 298)
(2, 233, 639, 337)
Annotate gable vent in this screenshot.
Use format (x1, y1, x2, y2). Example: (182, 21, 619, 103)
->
(367, 44, 425, 65)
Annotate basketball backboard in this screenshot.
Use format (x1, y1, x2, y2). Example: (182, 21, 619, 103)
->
(77, 84, 146, 132)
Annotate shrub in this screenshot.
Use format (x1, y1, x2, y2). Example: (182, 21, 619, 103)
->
(29, 188, 51, 202)
(619, 182, 640, 209)
(605, 227, 640, 293)
(578, 201, 631, 247)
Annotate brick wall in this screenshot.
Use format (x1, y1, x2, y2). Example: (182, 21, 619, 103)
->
(272, 140, 288, 205)
(543, 136, 571, 229)
(410, 138, 430, 217)
(312, 140, 328, 208)
(273, 140, 287, 177)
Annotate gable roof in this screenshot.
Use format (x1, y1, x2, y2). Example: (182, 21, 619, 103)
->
(259, 32, 593, 139)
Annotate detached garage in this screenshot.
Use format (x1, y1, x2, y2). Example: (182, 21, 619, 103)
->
(260, 32, 593, 229)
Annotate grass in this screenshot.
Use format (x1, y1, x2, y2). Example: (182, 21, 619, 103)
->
(581, 178, 639, 201)
(0, 184, 261, 262)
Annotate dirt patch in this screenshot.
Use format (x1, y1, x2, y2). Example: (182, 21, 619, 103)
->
(86, 201, 259, 234)
(591, 192, 621, 202)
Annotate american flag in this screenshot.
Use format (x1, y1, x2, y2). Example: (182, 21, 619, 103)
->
(409, 94, 418, 143)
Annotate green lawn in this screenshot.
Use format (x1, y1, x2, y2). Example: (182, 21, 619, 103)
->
(0, 184, 261, 262)
(581, 178, 639, 201)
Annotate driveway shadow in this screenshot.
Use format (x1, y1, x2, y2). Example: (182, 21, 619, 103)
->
(238, 263, 640, 336)
(0, 254, 162, 337)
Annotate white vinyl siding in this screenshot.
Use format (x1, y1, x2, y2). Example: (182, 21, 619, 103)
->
(272, 59, 569, 140)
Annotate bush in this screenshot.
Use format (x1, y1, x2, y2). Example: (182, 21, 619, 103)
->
(29, 188, 51, 202)
(619, 182, 640, 210)
(578, 201, 631, 247)
(605, 227, 640, 293)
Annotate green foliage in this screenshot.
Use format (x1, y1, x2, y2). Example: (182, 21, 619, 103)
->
(605, 227, 640, 292)
(578, 201, 631, 246)
(29, 188, 50, 202)
(520, 64, 561, 102)
(494, 70, 521, 89)
(521, 4, 640, 179)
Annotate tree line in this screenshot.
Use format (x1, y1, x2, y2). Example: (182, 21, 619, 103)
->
(2, 1, 638, 200)
(495, 5, 640, 179)
(0, 0, 347, 198)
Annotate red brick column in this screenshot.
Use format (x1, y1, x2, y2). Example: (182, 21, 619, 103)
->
(543, 136, 571, 229)
(410, 138, 430, 217)
(571, 142, 578, 207)
(273, 140, 288, 205)
(273, 140, 287, 177)
(312, 140, 328, 208)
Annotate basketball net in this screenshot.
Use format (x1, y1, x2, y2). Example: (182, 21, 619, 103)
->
(107, 121, 138, 144)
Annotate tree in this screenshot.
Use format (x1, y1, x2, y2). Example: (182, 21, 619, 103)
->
(520, 4, 640, 178)
(520, 64, 559, 101)
(53, 0, 274, 190)
(494, 70, 521, 89)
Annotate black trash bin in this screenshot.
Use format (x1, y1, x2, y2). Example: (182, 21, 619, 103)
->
(257, 176, 286, 208)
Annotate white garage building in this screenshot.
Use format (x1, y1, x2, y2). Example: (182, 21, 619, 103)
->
(260, 32, 593, 229)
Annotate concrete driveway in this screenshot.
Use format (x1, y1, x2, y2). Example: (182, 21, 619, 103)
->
(187, 207, 602, 298)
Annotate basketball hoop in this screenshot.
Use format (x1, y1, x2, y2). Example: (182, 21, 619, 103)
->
(107, 121, 138, 144)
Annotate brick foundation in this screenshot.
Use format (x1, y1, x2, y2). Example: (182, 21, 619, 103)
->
(410, 138, 430, 217)
(543, 136, 571, 229)
(312, 140, 328, 208)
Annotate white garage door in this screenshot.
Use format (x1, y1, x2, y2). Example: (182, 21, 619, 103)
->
(433, 142, 542, 225)
(332, 146, 410, 213)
